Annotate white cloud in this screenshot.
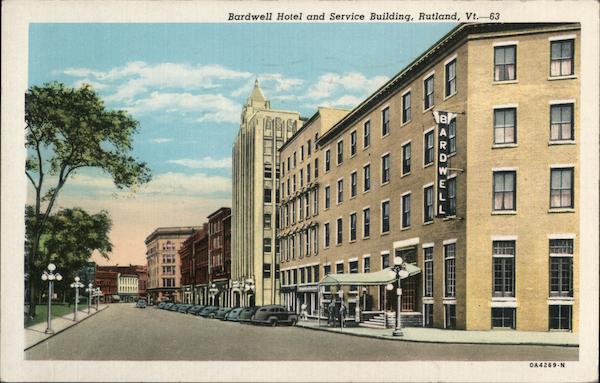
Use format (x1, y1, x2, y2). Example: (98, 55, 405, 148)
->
(307, 72, 389, 99)
(73, 79, 108, 90)
(126, 91, 240, 123)
(151, 138, 173, 144)
(167, 157, 231, 169)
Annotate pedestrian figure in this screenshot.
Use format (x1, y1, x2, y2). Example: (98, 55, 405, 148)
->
(339, 303, 347, 328)
(300, 303, 308, 321)
(327, 300, 336, 327)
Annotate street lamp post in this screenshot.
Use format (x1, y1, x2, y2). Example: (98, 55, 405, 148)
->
(85, 283, 93, 314)
(389, 255, 409, 337)
(209, 283, 219, 306)
(41, 263, 63, 334)
(69, 276, 84, 321)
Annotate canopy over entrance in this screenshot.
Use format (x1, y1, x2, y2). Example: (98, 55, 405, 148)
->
(318, 264, 421, 286)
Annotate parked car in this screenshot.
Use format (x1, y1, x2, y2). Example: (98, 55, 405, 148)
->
(214, 307, 233, 320)
(198, 305, 219, 317)
(135, 299, 147, 308)
(187, 305, 205, 315)
(238, 306, 260, 324)
(168, 303, 181, 311)
(163, 303, 175, 310)
(177, 304, 192, 313)
(250, 305, 298, 326)
(157, 302, 166, 309)
(224, 307, 244, 322)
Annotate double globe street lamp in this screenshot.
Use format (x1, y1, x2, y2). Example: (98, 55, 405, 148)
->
(70, 276, 84, 321)
(386, 255, 409, 337)
(85, 283, 94, 314)
(41, 263, 63, 334)
(95, 287, 102, 310)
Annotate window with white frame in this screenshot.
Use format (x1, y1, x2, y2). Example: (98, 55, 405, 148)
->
(445, 304, 456, 329)
(424, 75, 434, 110)
(350, 213, 357, 241)
(448, 177, 456, 216)
(381, 252, 390, 269)
(549, 239, 573, 297)
(325, 186, 331, 209)
(336, 218, 343, 245)
(402, 91, 411, 124)
(363, 164, 371, 192)
(550, 103, 574, 141)
(550, 39, 574, 77)
(305, 228, 310, 256)
(363, 208, 370, 238)
(363, 120, 371, 148)
(494, 45, 516, 81)
(313, 188, 318, 215)
(325, 149, 331, 172)
(402, 142, 411, 175)
(402, 193, 411, 228)
(550, 167, 573, 208)
(336, 262, 344, 274)
(350, 130, 357, 156)
(424, 246, 434, 297)
(363, 256, 371, 273)
(381, 154, 391, 184)
(382, 107, 390, 136)
(312, 226, 318, 255)
(324, 223, 330, 248)
(493, 171, 516, 211)
(449, 119, 456, 154)
(314, 158, 319, 178)
(494, 108, 517, 144)
(445, 59, 457, 97)
(492, 241, 515, 297)
(424, 186, 434, 223)
(549, 305, 572, 331)
(337, 179, 344, 204)
(381, 200, 390, 233)
(492, 307, 516, 329)
(337, 140, 344, 165)
(305, 192, 310, 218)
(424, 130, 434, 165)
(444, 243, 456, 298)
(350, 171, 357, 197)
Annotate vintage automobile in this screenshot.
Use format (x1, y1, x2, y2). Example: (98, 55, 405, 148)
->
(157, 302, 166, 309)
(198, 305, 219, 318)
(214, 307, 233, 320)
(238, 306, 261, 324)
(187, 305, 205, 315)
(135, 299, 147, 309)
(168, 303, 181, 311)
(163, 303, 175, 310)
(177, 304, 192, 313)
(250, 305, 298, 326)
(224, 307, 244, 322)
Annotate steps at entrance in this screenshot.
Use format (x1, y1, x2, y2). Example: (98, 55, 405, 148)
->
(360, 312, 422, 329)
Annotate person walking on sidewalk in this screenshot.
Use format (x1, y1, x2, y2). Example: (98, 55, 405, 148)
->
(327, 300, 336, 327)
(339, 302, 347, 329)
(300, 303, 308, 321)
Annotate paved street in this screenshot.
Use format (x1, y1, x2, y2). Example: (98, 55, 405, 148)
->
(26, 304, 578, 361)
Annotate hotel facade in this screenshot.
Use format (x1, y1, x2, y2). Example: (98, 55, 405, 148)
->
(231, 80, 302, 306)
(278, 23, 579, 332)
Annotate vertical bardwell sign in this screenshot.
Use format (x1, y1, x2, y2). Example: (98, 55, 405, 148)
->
(433, 110, 456, 218)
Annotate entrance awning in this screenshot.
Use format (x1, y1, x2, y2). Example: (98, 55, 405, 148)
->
(318, 265, 421, 286)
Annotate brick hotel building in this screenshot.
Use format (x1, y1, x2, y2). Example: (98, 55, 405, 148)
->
(278, 23, 579, 332)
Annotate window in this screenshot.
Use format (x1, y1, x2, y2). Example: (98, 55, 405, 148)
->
(493, 171, 516, 211)
(448, 177, 456, 216)
(264, 165, 272, 179)
(381, 154, 390, 184)
(492, 308, 516, 329)
(550, 39, 574, 77)
(424, 247, 434, 297)
(307, 164, 311, 183)
(263, 263, 271, 278)
(312, 227, 318, 255)
(299, 232, 304, 258)
(424, 75, 434, 110)
(350, 213, 357, 241)
(336, 218, 343, 245)
(299, 197, 304, 220)
(445, 59, 456, 97)
(549, 239, 573, 297)
(363, 164, 371, 192)
(264, 188, 272, 203)
(325, 150, 331, 172)
(402, 142, 411, 175)
(299, 169, 304, 188)
(287, 178, 290, 196)
(325, 186, 331, 209)
(402, 92, 411, 124)
(263, 238, 272, 253)
(305, 193, 310, 218)
(402, 193, 411, 228)
(363, 257, 371, 273)
(549, 305, 572, 331)
(337, 179, 344, 204)
(291, 235, 295, 259)
(263, 213, 272, 229)
(424, 304, 434, 327)
(492, 241, 515, 297)
(444, 243, 456, 298)
(449, 119, 456, 154)
(291, 200, 296, 223)
(350, 171, 357, 197)
(550, 168, 573, 208)
(550, 104, 574, 141)
(324, 264, 331, 276)
(381, 253, 389, 269)
(324, 223, 330, 248)
(424, 130, 434, 165)
(494, 108, 516, 144)
(305, 228, 310, 255)
(293, 152, 296, 168)
(363, 208, 370, 238)
(287, 157, 290, 172)
(293, 175, 297, 193)
(350, 130, 357, 156)
(313, 189, 318, 215)
(307, 139, 312, 155)
(494, 45, 516, 81)
(336, 262, 344, 274)
(381, 200, 390, 233)
(313, 264, 319, 281)
(363, 121, 371, 148)
(337, 140, 343, 165)
(382, 107, 390, 136)
(314, 158, 319, 178)
(424, 186, 434, 223)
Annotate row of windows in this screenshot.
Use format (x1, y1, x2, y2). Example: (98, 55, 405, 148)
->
(281, 189, 319, 229)
(280, 226, 319, 261)
(282, 157, 319, 200)
(162, 278, 176, 288)
(283, 133, 319, 176)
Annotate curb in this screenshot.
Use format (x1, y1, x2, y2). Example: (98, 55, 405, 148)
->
(24, 305, 110, 351)
(296, 323, 579, 348)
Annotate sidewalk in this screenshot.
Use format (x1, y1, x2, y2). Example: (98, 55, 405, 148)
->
(296, 319, 578, 347)
(25, 304, 109, 350)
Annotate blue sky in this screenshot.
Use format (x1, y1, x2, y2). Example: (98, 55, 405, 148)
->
(28, 23, 455, 265)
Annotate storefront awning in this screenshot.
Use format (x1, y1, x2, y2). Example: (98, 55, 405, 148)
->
(318, 265, 421, 286)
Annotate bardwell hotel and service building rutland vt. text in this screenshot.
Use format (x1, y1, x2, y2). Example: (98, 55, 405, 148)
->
(227, 12, 461, 22)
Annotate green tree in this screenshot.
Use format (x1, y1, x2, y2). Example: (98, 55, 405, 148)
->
(25, 82, 151, 318)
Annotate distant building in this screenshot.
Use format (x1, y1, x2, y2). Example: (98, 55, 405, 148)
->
(118, 273, 139, 302)
(179, 224, 209, 305)
(231, 80, 302, 307)
(145, 226, 203, 303)
(95, 270, 118, 303)
(207, 207, 231, 306)
(96, 264, 146, 302)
